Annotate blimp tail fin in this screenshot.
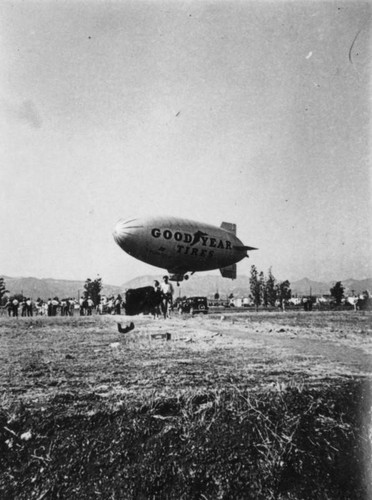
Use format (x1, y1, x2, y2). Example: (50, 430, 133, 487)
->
(233, 245, 258, 252)
(220, 222, 236, 234)
(220, 263, 236, 280)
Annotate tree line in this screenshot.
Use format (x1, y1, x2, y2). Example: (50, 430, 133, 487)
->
(1, 274, 369, 312)
(249, 266, 291, 311)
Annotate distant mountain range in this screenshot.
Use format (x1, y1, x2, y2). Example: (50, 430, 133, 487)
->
(0, 276, 122, 300)
(121, 275, 372, 298)
(1, 274, 371, 300)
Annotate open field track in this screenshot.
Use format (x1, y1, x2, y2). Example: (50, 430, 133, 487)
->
(1, 311, 371, 499)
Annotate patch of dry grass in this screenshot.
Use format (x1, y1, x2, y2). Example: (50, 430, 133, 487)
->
(0, 314, 371, 499)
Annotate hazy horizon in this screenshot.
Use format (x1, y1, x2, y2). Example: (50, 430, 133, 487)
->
(1, 271, 371, 289)
(1, 1, 371, 286)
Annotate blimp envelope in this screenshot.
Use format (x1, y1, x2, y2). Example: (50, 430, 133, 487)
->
(113, 216, 256, 281)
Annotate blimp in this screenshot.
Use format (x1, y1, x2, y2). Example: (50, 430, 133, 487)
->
(113, 216, 257, 283)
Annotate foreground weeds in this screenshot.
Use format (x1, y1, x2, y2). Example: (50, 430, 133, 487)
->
(1, 314, 371, 499)
(1, 380, 371, 500)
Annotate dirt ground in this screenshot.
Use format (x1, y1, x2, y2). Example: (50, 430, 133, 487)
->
(1, 310, 371, 499)
(1, 310, 371, 406)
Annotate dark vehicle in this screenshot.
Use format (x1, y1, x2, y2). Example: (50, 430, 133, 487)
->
(178, 296, 209, 315)
(125, 286, 162, 316)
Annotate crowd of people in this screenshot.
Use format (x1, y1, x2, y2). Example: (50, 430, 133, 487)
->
(98, 295, 123, 315)
(2, 276, 176, 319)
(4, 297, 34, 317)
(3, 297, 78, 317)
(2, 295, 125, 317)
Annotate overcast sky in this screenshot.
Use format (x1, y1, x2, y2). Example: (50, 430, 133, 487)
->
(1, 0, 371, 286)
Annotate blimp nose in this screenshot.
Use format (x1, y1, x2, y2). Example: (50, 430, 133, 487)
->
(113, 218, 140, 249)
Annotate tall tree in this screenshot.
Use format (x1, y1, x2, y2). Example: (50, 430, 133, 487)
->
(0, 277, 9, 305)
(265, 268, 277, 307)
(330, 281, 344, 305)
(84, 277, 102, 306)
(249, 265, 261, 311)
(276, 280, 291, 311)
(259, 271, 268, 307)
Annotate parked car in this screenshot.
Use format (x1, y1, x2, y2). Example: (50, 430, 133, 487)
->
(178, 296, 209, 315)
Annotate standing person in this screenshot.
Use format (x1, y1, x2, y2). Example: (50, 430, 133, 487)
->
(47, 298, 53, 317)
(107, 297, 114, 314)
(160, 276, 174, 319)
(60, 299, 67, 316)
(87, 296, 94, 316)
(12, 297, 19, 317)
(6, 299, 13, 317)
(21, 299, 27, 317)
(114, 295, 122, 315)
(52, 297, 59, 316)
(98, 298, 104, 315)
(67, 298, 74, 316)
(26, 298, 33, 317)
(152, 280, 162, 319)
(79, 296, 85, 316)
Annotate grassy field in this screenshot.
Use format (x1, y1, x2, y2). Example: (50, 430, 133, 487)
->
(1, 311, 371, 499)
